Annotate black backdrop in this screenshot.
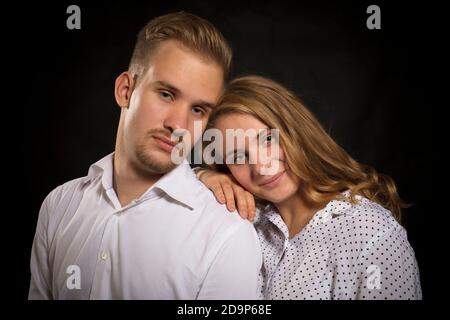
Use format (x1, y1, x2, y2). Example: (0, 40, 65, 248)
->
(10, 0, 444, 302)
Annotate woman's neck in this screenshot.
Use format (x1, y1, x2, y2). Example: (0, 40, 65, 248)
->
(274, 192, 324, 239)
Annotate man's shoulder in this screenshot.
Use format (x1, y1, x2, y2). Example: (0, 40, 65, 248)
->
(191, 177, 244, 220)
(163, 167, 258, 262)
(43, 175, 93, 212)
(181, 170, 253, 231)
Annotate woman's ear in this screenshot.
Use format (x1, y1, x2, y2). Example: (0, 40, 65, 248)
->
(114, 72, 137, 109)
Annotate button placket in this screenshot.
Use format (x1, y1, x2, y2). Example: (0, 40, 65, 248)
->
(89, 213, 116, 299)
(100, 251, 109, 260)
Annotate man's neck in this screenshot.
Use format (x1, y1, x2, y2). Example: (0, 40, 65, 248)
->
(112, 153, 162, 207)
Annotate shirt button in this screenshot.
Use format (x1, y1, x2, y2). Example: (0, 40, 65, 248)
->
(100, 251, 109, 260)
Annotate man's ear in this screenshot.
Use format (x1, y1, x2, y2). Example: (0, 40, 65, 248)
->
(114, 72, 137, 109)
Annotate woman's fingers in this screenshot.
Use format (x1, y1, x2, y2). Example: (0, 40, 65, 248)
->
(196, 170, 253, 219)
(221, 182, 236, 212)
(210, 184, 226, 204)
(232, 185, 249, 219)
(245, 191, 256, 221)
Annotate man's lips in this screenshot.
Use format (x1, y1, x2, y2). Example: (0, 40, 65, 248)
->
(258, 170, 285, 186)
(154, 136, 178, 146)
(153, 135, 179, 152)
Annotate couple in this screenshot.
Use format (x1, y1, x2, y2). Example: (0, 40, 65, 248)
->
(29, 12, 421, 300)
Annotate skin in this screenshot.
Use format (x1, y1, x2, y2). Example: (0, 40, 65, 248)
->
(203, 113, 323, 238)
(114, 40, 224, 207)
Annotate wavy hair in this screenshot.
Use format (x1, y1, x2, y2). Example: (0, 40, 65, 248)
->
(207, 75, 407, 221)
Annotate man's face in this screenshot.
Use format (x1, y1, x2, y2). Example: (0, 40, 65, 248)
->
(120, 40, 224, 175)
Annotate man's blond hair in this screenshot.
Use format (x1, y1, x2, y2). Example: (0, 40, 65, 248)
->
(129, 11, 232, 82)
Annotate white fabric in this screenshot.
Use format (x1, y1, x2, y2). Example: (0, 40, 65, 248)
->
(255, 191, 422, 300)
(29, 153, 262, 300)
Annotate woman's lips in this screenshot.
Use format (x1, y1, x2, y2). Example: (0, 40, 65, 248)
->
(258, 171, 285, 187)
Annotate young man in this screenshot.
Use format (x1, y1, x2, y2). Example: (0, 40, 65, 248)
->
(29, 12, 262, 300)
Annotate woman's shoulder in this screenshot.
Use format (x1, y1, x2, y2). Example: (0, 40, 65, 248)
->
(323, 191, 407, 244)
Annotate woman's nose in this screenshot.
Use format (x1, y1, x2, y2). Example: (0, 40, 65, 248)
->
(253, 158, 279, 176)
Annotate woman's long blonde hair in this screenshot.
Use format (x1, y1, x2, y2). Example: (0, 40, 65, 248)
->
(207, 75, 407, 221)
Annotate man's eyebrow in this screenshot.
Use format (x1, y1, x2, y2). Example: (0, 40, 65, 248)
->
(155, 81, 181, 95)
(155, 80, 216, 109)
(195, 101, 216, 110)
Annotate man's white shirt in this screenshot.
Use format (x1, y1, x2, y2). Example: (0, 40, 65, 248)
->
(29, 153, 262, 299)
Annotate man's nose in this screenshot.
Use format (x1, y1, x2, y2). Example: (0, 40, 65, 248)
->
(163, 104, 190, 133)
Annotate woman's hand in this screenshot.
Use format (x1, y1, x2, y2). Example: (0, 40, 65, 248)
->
(197, 169, 256, 221)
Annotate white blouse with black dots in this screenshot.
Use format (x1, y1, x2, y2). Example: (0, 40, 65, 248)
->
(253, 192, 422, 300)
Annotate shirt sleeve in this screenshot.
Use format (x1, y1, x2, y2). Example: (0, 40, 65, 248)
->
(28, 194, 53, 300)
(196, 221, 262, 300)
(353, 226, 422, 300)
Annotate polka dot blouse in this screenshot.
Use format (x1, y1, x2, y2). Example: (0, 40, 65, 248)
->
(253, 191, 422, 300)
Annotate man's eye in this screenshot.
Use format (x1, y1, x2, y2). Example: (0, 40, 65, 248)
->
(159, 91, 173, 101)
(191, 106, 205, 116)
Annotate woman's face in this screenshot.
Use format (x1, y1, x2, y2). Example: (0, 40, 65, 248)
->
(214, 113, 299, 204)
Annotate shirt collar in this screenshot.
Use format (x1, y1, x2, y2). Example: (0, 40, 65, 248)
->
(85, 152, 196, 210)
(258, 190, 357, 238)
(150, 158, 196, 210)
(85, 153, 115, 191)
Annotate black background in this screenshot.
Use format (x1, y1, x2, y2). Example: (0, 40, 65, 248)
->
(8, 0, 445, 303)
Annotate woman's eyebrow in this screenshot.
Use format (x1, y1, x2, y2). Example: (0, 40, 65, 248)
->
(225, 148, 245, 159)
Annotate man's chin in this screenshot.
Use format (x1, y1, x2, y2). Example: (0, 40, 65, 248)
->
(135, 149, 178, 175)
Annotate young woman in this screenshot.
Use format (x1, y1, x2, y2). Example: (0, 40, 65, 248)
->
(196, 75, 422, 300)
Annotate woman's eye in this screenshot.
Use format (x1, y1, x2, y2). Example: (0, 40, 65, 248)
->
(262, 134, 272, 146)
(234, 152, 247, 163)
